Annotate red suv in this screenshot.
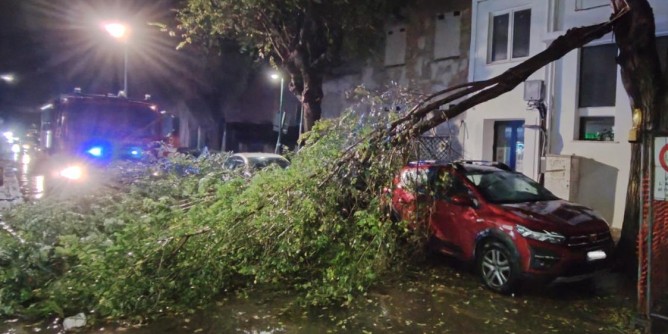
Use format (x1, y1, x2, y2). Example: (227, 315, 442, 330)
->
(390, 160, 613, 293)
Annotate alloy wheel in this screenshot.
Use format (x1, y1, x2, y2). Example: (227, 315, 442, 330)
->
(481, 248, 511, 289)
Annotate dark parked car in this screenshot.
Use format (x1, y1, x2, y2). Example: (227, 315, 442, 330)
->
(223, 152, 290, 175)
(390, 160, 613, 293)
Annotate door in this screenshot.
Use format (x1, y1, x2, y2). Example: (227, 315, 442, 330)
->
(391, 167, 433, 226)
(493, 121, 525, 171)
(429, 169, 479, 257)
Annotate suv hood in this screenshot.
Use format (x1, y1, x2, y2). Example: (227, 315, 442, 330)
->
(499, 200, 609, 234)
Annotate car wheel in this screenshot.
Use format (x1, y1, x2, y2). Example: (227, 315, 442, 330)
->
(477, 241, 519, 294)
(389, 206, 402, 222)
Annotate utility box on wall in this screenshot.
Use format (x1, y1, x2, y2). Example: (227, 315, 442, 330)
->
(544, 154, 580, 201)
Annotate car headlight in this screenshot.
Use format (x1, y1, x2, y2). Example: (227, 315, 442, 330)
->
(516, 224, 565, 244)
(59, 165, 84, 180)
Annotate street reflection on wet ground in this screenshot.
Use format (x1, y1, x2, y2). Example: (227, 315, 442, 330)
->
(0, 256, 638, 334)
(15, 151, 45, 201)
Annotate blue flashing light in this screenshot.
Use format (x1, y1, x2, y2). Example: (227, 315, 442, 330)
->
(127, 146, 143, 158)
(87, 146, 104, 157)
(81, 140, 113, 162)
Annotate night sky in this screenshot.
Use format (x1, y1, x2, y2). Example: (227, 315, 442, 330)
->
(0, 0, 206, 132)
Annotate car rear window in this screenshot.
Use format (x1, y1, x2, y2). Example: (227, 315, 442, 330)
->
(248, 157, 290, 169)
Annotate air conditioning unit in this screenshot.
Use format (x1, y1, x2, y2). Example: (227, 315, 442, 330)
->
(544, 154, 580, 201)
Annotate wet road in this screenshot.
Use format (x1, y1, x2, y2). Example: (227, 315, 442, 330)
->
(0, 150, 45, 207)
(1, 258, 637, 334)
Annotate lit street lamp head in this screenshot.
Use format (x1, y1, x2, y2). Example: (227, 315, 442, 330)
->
(104, 22, 128, 40)
(0, 74, 15, 83)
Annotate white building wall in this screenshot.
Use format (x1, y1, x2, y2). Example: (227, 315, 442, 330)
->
(470, 0, 668, 229)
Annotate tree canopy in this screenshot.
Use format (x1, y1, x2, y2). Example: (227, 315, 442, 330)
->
(175, 0, 405, 131)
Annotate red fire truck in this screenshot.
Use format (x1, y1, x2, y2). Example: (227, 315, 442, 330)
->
(38, 90, 174, 181)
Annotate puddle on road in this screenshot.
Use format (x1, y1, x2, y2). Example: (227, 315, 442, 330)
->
(0, 257, 638, 334)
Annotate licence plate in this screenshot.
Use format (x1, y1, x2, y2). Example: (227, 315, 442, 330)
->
(587, 250, 607, 261)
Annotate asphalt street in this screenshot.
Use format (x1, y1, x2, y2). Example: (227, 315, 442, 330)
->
(0, 154, 23, 210)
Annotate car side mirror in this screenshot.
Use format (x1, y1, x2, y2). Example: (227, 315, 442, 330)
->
(451, 194, 475, 207)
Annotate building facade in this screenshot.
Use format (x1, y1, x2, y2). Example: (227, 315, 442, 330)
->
(322, 0, 668, 231)
(321, 0, 472, 135)
(465, 0, 668, 229)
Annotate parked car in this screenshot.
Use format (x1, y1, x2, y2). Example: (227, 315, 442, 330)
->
(390, 160, 613, 293)
(223, 152, 290, 175)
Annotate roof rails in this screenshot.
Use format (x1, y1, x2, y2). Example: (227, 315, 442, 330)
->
(407, 159, 456, 167)
(454, 160, 513, 171)
(407, 160, 437, 166)
(406, 159, 512, 171)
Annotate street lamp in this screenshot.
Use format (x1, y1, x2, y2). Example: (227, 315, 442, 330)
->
(0, 74, 15, 83)
(104, 22, 129, 97)
(270, 72, 285, 154)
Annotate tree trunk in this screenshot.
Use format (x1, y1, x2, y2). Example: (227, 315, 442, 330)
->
(617, 143, 641, 275)
(301, 69, 323, 132)
(611, 0, 664, 277)
(284, 48, 325, 133)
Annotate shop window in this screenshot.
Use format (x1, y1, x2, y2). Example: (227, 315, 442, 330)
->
(490, 9, 531, 62)
(579, 117, 614, 141)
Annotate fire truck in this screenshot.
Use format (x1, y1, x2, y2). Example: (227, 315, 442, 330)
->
(37, 90, 174, 181)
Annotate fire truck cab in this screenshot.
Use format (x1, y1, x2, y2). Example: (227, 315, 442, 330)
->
(38, 90, 175, 181)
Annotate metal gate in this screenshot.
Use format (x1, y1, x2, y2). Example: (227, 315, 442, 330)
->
(409, 136, 461, 162)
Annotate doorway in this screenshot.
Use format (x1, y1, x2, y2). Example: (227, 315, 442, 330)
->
(493, 121, 525, 171)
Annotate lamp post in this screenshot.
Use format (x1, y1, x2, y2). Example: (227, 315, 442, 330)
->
(104, 22, 129, 96)
(271, 73, 285, 154)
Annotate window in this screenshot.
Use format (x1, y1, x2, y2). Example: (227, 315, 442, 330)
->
(384, 24, 407, 66)
(399, 168, 432, 194)
(577, 44, 617, 141)
(576, 0, 610, 10)
(656, 36, 668, 73)
(224, 157, 245, 170)
(490, 9, 531, 62)
(578, 44, 617, 107)
(579, 117, 614, 141)
(434, 11, 461, 59)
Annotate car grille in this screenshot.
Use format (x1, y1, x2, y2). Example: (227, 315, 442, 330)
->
(566, 231, 612, 249)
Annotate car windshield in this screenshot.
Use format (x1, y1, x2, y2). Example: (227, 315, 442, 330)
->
(465, 170, 559, 204)
(247, 157, 290, 170)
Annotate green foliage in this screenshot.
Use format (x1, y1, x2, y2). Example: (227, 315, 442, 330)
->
(0, 86, 424, 323)
(175, 0, 404, 61)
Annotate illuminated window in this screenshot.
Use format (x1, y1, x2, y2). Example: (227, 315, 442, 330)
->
(579, 117, 614, 141)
